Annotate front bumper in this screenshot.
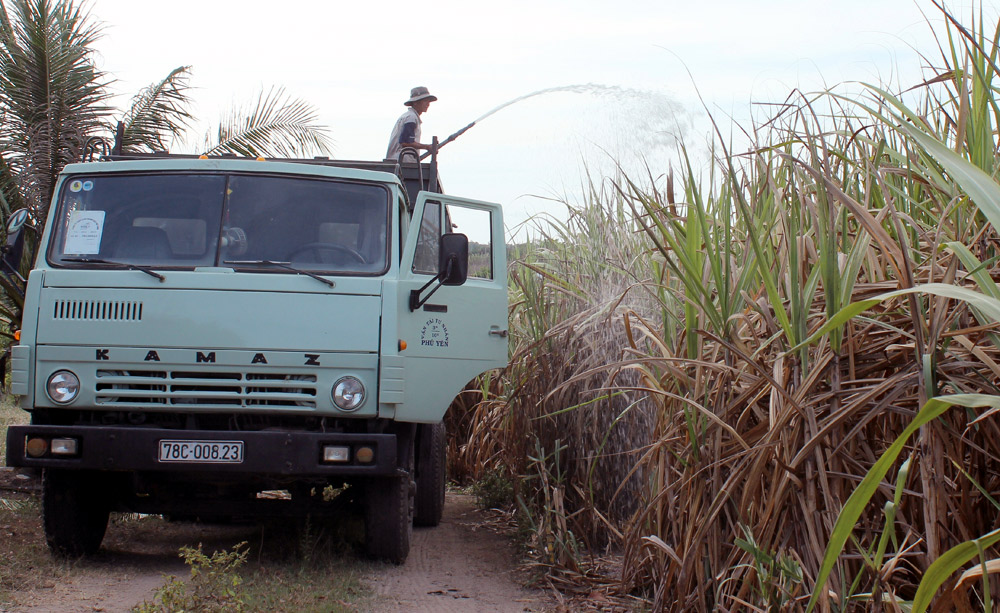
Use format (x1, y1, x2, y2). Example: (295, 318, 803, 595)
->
(5, 425, 397, 477)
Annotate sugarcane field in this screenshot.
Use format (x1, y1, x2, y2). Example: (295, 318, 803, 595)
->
(3, 1, 1000, 612)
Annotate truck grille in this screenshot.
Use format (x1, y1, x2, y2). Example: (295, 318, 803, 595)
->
(95, 370, 317, 408)
(53, 299, 142, 321)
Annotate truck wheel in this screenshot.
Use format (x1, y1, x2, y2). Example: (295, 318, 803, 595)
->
(414, 422, 446, 527)
(42, 469, 110, 557)
(364, 474, 413, 564)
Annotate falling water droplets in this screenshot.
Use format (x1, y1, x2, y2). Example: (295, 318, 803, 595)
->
(466, 83, 687, 153)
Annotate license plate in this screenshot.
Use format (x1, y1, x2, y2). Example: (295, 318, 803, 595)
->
(158, 440, 244, 463)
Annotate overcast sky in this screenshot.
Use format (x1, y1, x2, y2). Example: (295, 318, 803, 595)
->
(87, 0, 999, 239)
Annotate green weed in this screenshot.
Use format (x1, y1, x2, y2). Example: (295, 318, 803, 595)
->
(733, 524, 803, 610)
(471, 467, 515, 510)
(517, 439, 582, 571)
(134, 542, 250, 613)
(134, 537, 374, 613)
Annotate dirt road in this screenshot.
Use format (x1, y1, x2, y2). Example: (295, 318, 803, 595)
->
(1, 478, 551, 613)
(372, 494, 547, 612)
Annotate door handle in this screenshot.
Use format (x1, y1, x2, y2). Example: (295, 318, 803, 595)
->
(489, 328, 508, 338)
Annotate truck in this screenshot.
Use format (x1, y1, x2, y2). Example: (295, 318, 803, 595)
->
(2, 148, 508, 564)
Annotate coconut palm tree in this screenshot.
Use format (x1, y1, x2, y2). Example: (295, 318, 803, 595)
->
(0, 0, 333, 345)
(204, 85, 334, 158)
(118, 70, 334, 158)
(116, 65, 195, 154)
(0, 0, 334, 219)
(0, 0, 108, 220)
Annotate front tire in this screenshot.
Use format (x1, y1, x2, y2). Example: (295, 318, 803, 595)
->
(42, 469, 110, 557)
(364, 473, 413, 564)
(414, 422, 446, 527)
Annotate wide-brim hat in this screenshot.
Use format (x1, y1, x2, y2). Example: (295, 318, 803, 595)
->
(405, 86, 437, 106)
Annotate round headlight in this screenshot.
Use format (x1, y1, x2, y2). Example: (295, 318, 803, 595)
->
(47, 370, 80, 404)
(332, 377, 365, 412)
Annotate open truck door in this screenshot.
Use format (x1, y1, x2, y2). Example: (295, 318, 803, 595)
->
(387, 192, 508, 423)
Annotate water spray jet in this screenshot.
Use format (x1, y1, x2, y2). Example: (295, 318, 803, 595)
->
(422, 83, 668, 160)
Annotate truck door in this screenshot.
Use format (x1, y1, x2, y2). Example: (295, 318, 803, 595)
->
(390, 192, 508, 422)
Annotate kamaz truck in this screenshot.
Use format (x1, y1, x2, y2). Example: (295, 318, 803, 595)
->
(2, 150, 508, 564)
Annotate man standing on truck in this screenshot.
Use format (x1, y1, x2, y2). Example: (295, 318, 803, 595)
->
(386, 86, 437, 162)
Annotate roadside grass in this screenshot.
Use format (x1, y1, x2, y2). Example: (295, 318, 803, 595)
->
(0, 392, 27, 464)
(240, 561, 375, 612)
(134, 541, 376, 613)
(1, 487, 377, 611)
(1, 384, 376, 610)
(0, 392, 48, 608)
(242, 514, 379, 612)
(0, 486, 371, 613)
(133, 515, 378, 613)
(1, 390, 376, 610)
(0, 495, 68, 606)
(469, 468, 515, 511)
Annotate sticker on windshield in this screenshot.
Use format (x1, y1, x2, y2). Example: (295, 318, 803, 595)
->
(69, 180, 83, 193)
(82, 180, 94, 191)
(63, 210, 106, 254)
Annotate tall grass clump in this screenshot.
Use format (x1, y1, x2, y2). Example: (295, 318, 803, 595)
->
(451, 177, 662, 566)
(452, 3, 1000, 609)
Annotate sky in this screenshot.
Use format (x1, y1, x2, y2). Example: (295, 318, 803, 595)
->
(85, 0, 1000, 241)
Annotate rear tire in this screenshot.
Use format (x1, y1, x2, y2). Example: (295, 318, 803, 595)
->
(364, 473, 413, 564)
(42, 469, 110, 557)
(414, 422, 446, 527)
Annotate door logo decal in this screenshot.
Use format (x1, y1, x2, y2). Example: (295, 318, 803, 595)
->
(420, 318, 449, 348)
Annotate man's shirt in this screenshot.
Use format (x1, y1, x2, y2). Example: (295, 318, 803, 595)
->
(386, 107, 421, 161)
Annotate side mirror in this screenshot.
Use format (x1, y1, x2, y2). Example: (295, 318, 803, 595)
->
(409, 232, 470, 311)
(2, 208, 30, 278)
(6, 208, 29, 236)
(438, 232, 468, 286)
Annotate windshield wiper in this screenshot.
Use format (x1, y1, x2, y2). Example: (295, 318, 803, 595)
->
(62, 257, 166, 282)
(224, 260, 336, 288)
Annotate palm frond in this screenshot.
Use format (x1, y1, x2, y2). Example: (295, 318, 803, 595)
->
(0, 152, 24, 216)
(0, 0, 110, 217)
(203, 86, 333, 158)
(119, 65, 193, 153)
(0, 2, 15, 49)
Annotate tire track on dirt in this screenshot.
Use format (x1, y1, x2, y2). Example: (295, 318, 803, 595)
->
(371, 493, 549, 612)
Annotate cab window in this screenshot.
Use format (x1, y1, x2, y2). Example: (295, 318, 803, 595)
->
(412, 200, 441, 275)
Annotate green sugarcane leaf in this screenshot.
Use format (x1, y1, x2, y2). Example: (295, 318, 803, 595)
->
(892, 116, 1000, 233)
(911, 527, 1000, 613)
(791, 283, 1000, 352)
(807, 394, 1000, 613)
(945, 241, 1000, 299)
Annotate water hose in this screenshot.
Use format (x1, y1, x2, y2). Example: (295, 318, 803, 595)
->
(420, 121, 476, 160)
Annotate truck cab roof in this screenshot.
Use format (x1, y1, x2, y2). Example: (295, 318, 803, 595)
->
(93, 153, 442, 209)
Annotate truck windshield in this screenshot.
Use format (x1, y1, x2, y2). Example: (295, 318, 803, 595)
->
(47, 172, 390, 275)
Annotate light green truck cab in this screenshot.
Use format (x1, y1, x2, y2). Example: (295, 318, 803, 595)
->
(4, 154, 508, 564)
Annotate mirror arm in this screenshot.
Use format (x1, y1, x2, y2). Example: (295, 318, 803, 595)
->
(408, 258, 454, 312)
(0, 245, 26, 285)
(408, 272, 443, 312)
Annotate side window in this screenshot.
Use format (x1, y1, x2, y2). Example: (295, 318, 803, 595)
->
(448, 206, 493, 280)
(412, 200, 441, 274)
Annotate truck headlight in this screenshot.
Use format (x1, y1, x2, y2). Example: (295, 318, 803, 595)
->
(332, 377, 365, 411)
(46, 370, 80, 404)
